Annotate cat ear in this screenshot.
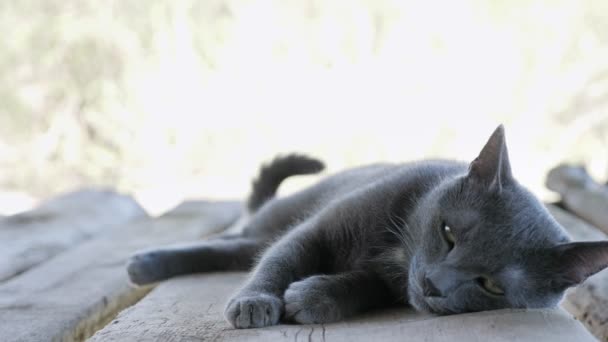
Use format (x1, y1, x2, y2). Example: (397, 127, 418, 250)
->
(549, 241, 608, 289)
(467, 125, 512, 190)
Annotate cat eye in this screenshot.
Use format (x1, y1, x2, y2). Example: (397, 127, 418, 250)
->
(442, 223, 456, 248)
(477, 276, 505, 296)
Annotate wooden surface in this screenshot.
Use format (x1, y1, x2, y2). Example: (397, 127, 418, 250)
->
(548, 204, 608, 341)
(89, 273, 596, 342)
(0, 189, 147, 282)
(546, 165, 608, 234)
(0, 200, 241, 342)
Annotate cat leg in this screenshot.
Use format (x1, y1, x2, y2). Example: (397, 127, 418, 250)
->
(284, 271, 392, 324)
(126, 237, 263, 286)
(224, 225, 328, 329)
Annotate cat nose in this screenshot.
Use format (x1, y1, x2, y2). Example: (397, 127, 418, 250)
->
(423, 276, 443, 297)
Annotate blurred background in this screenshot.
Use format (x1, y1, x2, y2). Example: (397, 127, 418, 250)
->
(2, 0, 608, 216)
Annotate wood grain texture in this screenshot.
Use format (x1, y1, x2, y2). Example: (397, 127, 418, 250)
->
(0, 200, 241, 342)
(548, 204, 608, 341)
(89, 272, 596, 342)
(0, 189, 147, 282)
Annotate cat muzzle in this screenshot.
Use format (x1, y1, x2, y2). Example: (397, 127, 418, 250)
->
(423, 276, 443, 297)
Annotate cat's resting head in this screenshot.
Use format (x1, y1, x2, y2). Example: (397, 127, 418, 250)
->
(407, 125, 608, 314)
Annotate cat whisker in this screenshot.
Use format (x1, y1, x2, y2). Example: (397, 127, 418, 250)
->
(386, 213, 416, 259)
(385, 224, 413, 258)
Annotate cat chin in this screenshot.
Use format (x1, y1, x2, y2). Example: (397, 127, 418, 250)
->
(407, 276, 455, 315)
(406, 278, 443, 314)
(409, 291, 454, 315)
(407, 256, 454, 315)
(408, 294, 433, 313)
(422, 297, 457, 315)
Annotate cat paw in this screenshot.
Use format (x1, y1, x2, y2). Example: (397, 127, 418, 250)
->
(284, 275, 344, 324)
(126, 250, 167, 286)
(224, 292, 283, 328)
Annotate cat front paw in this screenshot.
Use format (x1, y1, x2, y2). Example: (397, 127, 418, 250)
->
(126, 250, 167, 286)
(284, 275, 344, 324)
(224, 292, 283, 328)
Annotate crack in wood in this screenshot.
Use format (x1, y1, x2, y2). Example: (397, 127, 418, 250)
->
(321, 323, 326, 342)
(307, 326, 314, 342)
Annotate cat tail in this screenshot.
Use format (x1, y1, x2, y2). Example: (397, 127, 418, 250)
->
(247, 154, 324, 212)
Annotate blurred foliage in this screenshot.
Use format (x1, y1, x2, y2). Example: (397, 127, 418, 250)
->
(1, 0, 608, 212)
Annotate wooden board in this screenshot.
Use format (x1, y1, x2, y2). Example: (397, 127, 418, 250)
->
(89, 272, 596, 342)
(0, 200, 241, 342)
(548, 204, 608, 341)
(546, 165, 608, 234)
(0, 189, 147, 282)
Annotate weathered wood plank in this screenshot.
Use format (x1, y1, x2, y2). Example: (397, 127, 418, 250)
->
(547, 164, 608, 233)
(547, 204, 605, 241)
(548, 204, 608, 341)
(0, 189, 147, 282)
(0, 200, 241, 342)
(89, 272, 595, 342)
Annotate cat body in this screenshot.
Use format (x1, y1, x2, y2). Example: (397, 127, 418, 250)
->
(127, 126, 608, 329)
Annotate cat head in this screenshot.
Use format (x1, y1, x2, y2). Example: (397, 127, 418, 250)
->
(407, 125, 608, 314)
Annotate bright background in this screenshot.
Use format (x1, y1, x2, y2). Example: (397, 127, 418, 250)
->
(2, 0, 608, 215)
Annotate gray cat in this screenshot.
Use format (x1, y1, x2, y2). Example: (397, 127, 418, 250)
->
(127, 125, 608, 329)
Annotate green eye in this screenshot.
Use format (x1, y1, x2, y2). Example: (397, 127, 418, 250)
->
(478, 276, 505, 295)
(443, 224, 456, 246)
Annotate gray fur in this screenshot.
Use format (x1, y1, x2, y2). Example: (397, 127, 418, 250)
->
(127, 125, 608, 329)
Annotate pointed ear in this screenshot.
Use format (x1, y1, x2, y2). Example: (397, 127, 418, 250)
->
(549, 241, 608, 289)
(467, 125, 513, 190)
